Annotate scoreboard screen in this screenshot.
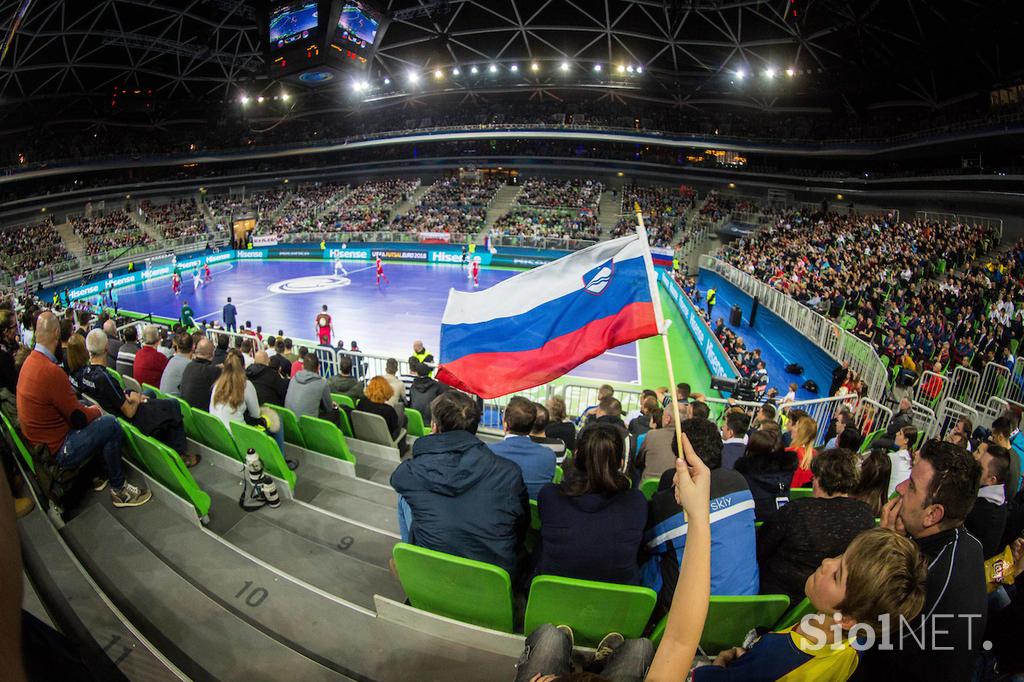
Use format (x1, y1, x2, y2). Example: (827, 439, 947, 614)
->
(269, 2, 319, 49)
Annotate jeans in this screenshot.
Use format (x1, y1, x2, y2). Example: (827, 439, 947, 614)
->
(270, 425, 287, 457)
(514, 624, 653, 682)
(57, 415, 125, 489)
(397, 496, 414, 542)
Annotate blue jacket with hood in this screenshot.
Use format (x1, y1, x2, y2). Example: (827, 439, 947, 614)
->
(390, 430, 530, 579)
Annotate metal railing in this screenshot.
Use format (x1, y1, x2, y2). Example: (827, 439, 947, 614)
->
(914, 211, 1004, 240)
(489, 235, 597, 251)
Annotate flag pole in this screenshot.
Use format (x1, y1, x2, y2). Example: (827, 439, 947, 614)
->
(634, 202, 684, 460)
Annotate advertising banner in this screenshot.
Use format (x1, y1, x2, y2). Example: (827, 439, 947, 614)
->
(659, 271, 738, 379)
(252, 235, 279, 247)
(418, 231, 451, 244)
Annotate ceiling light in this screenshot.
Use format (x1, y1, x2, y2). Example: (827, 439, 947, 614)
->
(488, 64, 498, 73)
(240, 94, 250, 104)
(407, 71, 419, 83)
(531, 62, 539, 71)
(764, 67, 776, 79)
(434, 69, 443, 79)
(256, 95, 265, 103)
(560, 61, 570, 72)
(616, 64, 625, 73)
(510, 64, 518, 72)
(470, 65, 479, 74)
(593, 64, 602, 72)
(452, 67, 460, 76)
(735, 69, 746, 80)
(626, 65, 634, 74)
(383, 77, 391, 85)
(785, 67, 795, 77)
(635, 66, 643, 74)
(281, 92, 290, 101)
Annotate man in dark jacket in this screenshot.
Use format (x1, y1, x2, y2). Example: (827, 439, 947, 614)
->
(211, 332, 230, 367)
(871, 397, 914, 450)
(390, 391, 529, 581)
(408, 360, 447, 424)
(828, 360, 850, 396)
(964, 442, 1010, 559)
(102, 319, 122, 369)
(179, 338, 221, 410)
(246, 351, 289, 406)
(326, 355, 364, 402)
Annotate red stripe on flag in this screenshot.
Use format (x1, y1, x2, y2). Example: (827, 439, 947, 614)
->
(436, 301, 658, 398)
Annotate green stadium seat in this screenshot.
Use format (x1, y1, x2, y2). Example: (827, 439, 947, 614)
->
(860, 429, 885, 453)
(229, 421, 297, 491)
(639, 477, 660, 501)
(117, 419, 151, 476)
(0, 411, 35, 474)
(331, 393, 355, 410)
(391, 542, 514, 633)
(524, 575, 657, 647)
(699, 595, 790, 654)
(126, 421, 211, 519)
(265, 403, 306, 448)
(552, 464, 564, 484)
(174, 397, 201, 444)
(106, 367, 125, 388)
(529, 498, 541, 530)
(405, 408, 428, 437)
(789, 487, 813, 500)
(298, 415, 356, 464)
(775, 597, 815, 630)
(142, 383, 165, 399)
(191, 408, 241, 461)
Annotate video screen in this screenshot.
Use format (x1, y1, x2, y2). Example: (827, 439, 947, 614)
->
(337, 2, 379, 49)
(269, 2, 318, 49)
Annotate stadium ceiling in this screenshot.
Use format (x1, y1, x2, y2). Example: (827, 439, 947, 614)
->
(0, 0, 1021, 118)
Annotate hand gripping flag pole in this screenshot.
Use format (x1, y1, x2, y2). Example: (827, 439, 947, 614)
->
(634, 202, 684, 461)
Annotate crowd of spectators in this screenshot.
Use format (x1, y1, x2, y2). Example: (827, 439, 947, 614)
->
(516, 177, 603, 210)
(388, 177, 499, 234)
(264, 182, 348, 235)
(611, 183, 695, 246)
(310, 179, 420, 235)
(139, 198, 208, 240)
(491, 207, 600, 241)
(204, 189, 288, 230)
(0, 217, 73, 282)
(71, 211, 154, 257)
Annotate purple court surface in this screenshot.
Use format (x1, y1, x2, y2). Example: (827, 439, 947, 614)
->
(115, 260, 641, 385)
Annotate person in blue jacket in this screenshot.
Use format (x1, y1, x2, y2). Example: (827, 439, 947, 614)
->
(488, 396, 556, 499)
(391, 390, 529, 581)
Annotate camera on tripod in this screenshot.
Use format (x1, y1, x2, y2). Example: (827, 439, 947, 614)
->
(710, 375, 758, 402)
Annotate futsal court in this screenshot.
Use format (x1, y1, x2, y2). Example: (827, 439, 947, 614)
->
(116, 259, 642, 384)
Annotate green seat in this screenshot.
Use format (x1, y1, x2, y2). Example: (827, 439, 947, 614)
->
(789, 487, 813, 500)
(175, 397, 201, 444)
(298, 415, 355, 464)
(524, 575, 657, 647)
(106, 367, 125, 388)
(775, 597, 815, 630)
(529, 498, 541, 530)
(117, 419, 150, 476)
(331, 393, 355, 410)
(650, 614, 667, 648)
(265, 403, 306, 448)
(639, 477, 660, 501)
(142, 383, 165, 399)
(0, 411, 35, 474)
(131, 424, 211, 519)
(230, 421, 296, 491)
(191, 408, 241, 461)
(700, 595, 790, 654)
(552, 464, 564, 484)
(405, 408, 428, 437)
(392, 542, 514, 633)
(860, 428, 885, 453)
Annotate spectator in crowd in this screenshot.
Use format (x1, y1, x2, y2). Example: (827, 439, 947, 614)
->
(16, 311, 150, 507)
(102, 319, 121, 368)
(382, 358, 405, 408)
(635, 403, 689, 481)
(132, 325, 168, 389)
(290, 347, 308, 378)
(489, 397, 557, 499)
(209, 351, 260, 429)
(855, 440, 986, 681)
(643, 418, 759, 617)
(872, 398, 915, 450)
(787, 416, 818, 488)
(964, 442, 1011, 558)
(627, 395, 659, 438)
(578, 384, 614, 425)
(408, 359, 446, 425)
(285, 354, 338, 425)
(211, 333, 230, 367)
(75, 331, 194, 467)
(528, 402, 566, 462)
(851, 448, 892, 517)
(887, 425, 919, 497)
(159, 333, 192, 397)
(246, 351, 289, 406)
(754, 402, 778, 434)
(390, 391, 529, 580)
(990, 416, 1022, 494)
(326, 355, 364, 402)
(115, 325, 139, 378)
(268, 339, 291, 377)
(544, 395, 576, 452)
(581, 395, 628, 442)
(179, 337, 220, 410)
(734, 426, 797, 522)
(282, 338, 298, 363)
(534, 422, 647, 584)
(356, 376, 402, 439)
(222, 297, 236, 333)
(720, 411, 750, 469)
(693, 528, 928, 681)
(757, 448, 877, 604)
(410, 339, 434, 373)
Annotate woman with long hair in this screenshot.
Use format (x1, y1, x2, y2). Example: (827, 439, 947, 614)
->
(533, 422, 647, 585)
(210, 350, 258, 427)
(852, 448, 892, 517)
(356, 376, 401, 438)
(734, 427, 798, 522)
(787, 416, 818, 488)
(544, 394, 576, 452)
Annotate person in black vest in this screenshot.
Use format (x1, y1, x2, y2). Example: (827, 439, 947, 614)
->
(965, 442, 1010, 559)
(179, 337, 221, 410)
(828, 360, 850, 397)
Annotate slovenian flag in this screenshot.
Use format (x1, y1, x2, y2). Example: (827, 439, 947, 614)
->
(436, 231, 664, 398)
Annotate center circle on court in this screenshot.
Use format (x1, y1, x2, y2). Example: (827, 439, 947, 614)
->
(267, 275, 351, 294)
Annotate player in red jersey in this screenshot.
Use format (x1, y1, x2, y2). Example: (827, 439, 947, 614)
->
(471, 258, 480, 287)
(171, 273, 181, 295)
(376, 256, 390, 287)
(315, 305, 333, 346)
(203, 262, 212, 284)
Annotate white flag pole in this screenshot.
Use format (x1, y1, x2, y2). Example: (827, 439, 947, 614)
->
(635, 202, 684, 460)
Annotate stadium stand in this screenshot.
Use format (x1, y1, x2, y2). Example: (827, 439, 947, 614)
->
(389, 177, 499, 234)
(70, 211, 155, 257)
(0, 217, 73, 282)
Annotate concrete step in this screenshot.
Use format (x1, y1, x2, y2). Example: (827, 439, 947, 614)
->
(389, 182, 431, 221)
(597, 188, 622, 237)
(482, 184, 524, 234)
(128, 207, 165, 242)
(55, 221, 87, 260)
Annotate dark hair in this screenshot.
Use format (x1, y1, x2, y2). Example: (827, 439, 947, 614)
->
(984, 444, 1011, 486)
(267, 336, 276, 347)
(175, 333, 194, 353)
(690, 400, 710, 421)
(810, 448, 860, 495)
(303, 353, 319, 373)
(837, 427, 862, 451)
(725, 412, 750, 438)
(275, 339, 285, 353)
(598, 396, 621, 418)
(227, 297, 232, 302)
(676, 382, 691, 399)
(338, 355, 353, 374)
(898, 425, 918, 448)
(853, 448, 892, 517)
(744, 428, 779, 458)
(216, 333, 229, 350)
(760, 402, 777, 420)
(562, 423, 629, 497)
(503, 396, 537, 435)
(385, 358, 399, 374)
(122, 325, 137, 342)
(298, 346, 308, 357)
(284, 338, 293, 349)
(676, 418, 723, 469)
(532, 403, 550, 432)
(431, 391, 480, 433)
(991, 416, 1014, 440)
(917, 439, 982, 526)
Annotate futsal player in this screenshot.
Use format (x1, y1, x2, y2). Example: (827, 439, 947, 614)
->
(192, 268, 202, 290)
(171, 272, 181, 296)
(376, 256, 389, 287)
(203, 262, 212, 284)
(315, 305, 333, 346)
(471, 258, 480, 287)
(334, 257, 348, 277)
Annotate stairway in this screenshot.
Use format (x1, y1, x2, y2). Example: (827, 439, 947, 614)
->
(597, 188, 623, 238)
(388, 182, 432, 221)
(482, 184, 523, 233)
(128, 205, 165, 242)
(55, 221, 87, 261)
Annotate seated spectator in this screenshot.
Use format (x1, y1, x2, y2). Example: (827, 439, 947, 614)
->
(757, 448, 877, 604)
(635, 403, 690, 481)
(390, 391, 529, 580)
(159, 333, 192, 397)
(734, 427, 797, 522)
(543, 394, 576, 452)
(580, 395, 628, 442)
(851, 448, 892, 517)
(534, 423, 647, 584)
(965, 442, 1011, 558)
(102, 319, 121, 368)
(489, 397, 556, 499)
(179, 338, 220, 410)
(627, 395, 659, 438)
(528, 402, 566, 462)
(284, 354, 339, 425)
(326, 355, 364, 401)
(886, 425, 918, 497)
(211, 332, 230, 366)
(74, 332, 195, 467)
(209, 350, 259, 427)
(268, 339, 291, 377)
(643, 418, 759, 617)
(408, 359, 446, 425)
(720, 411, 751, 469)
(131, 325, 168, 389)
(290, 347, 308, 378)
(382, 358, 406, 408)
(16, 311, 150, 507)
(246, 351, 289, 406)
(871, 397, 914, 450)
(787, 416, 818, 488)
(577, 384, 613, 426)
(115, 325, 138, 378)
(694, 528, 927, 681)
(355, 376, 402, 439)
